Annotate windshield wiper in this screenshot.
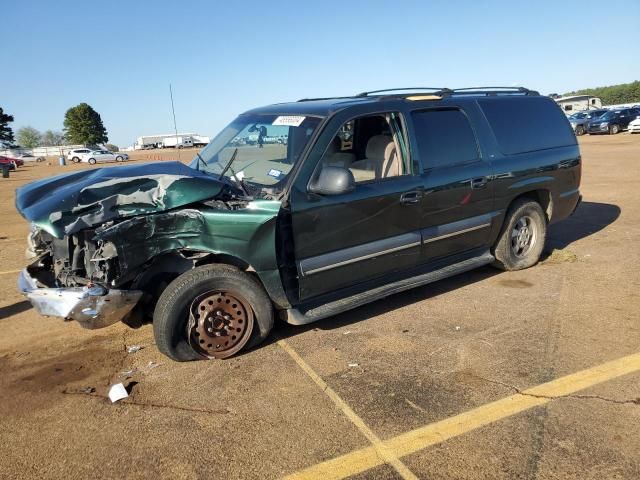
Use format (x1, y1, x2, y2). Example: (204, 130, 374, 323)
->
(196, 151, 208, 171)
(218, 148, 238, 180)
(227, 164, 250, 197)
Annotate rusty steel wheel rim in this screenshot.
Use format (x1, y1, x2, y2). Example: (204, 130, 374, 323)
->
(188, 290, 254, 359)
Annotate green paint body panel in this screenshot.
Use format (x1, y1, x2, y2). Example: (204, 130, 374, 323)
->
(94, 200, 290, 308)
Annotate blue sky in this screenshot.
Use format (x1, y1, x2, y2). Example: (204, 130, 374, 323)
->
(3, 0, 639, 146)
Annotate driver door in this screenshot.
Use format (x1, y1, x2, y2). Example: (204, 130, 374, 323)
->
(288, 110, 424, 302)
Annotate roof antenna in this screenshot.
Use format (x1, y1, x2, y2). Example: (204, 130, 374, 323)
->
(169, 83, 180, 161)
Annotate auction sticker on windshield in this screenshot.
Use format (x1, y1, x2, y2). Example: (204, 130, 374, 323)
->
(273, 116, 306, 127)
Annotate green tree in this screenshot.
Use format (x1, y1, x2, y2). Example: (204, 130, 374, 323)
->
(63, 103, 108, 145)
(105, 143, 119, 152)
(0, 107, 15, 145)
(41, 130, 66, 146)
(564, 80, 640, 105)
(16, 126, 42, 148)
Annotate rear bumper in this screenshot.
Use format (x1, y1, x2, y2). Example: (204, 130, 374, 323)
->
(18, 269, 142, 329)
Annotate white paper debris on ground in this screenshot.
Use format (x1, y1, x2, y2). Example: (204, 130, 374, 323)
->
(108, 383, 129, 403)
(145, 361, 161, 371)
(455, 326, 461, 331)
(120, 368, 137, 377)
(348, 363, 359, 368)
(343, 331, 352, 335)
(126, 345, 144, 353)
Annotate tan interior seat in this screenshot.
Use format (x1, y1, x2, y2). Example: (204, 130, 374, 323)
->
(323, 136, 355, 168)
(349, 135, 400, 181)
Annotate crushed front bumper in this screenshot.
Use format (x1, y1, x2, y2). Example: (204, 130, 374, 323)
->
(18, 269, 143, 329)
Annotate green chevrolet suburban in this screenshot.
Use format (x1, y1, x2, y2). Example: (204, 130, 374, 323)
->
(16, 87, 581, 361)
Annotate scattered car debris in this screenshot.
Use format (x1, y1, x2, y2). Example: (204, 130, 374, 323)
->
(120, 368, 137, 377)
(343, 331, 352, 335)
(126, 345, 144, 353)
(145, 361, 161, 371)
(78, 386, 95, 394)
(348, 363, 359, 367)
(455, 326, 461, 331)
(108, 383, 129, 403)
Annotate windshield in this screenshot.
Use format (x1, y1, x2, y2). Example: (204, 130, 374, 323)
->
(191, 114, 322, 197)
(599, 111, 619, 120)
(569, 112, 588, 120)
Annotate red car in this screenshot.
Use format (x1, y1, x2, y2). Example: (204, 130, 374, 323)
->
(0, 155, 21, 170)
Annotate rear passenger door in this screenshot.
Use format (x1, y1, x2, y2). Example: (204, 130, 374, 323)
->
(408, 106, 495, 263)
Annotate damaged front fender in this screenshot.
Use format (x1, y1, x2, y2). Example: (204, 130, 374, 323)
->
(95, 200, 291, 309)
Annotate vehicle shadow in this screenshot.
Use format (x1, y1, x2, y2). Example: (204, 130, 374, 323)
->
(544, 200, 621, 252)
(262, 200, 620, 346)
(0, 300, 32, 320)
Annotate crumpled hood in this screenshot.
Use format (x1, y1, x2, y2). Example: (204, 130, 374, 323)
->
(16, 161, 225, 238)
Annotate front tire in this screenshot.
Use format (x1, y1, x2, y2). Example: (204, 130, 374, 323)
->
(72, 156, 80, 163)
(609, 124, 620, 135)
(575, 125, 585, 136)
(492, 198, 547, 271)
(153, 264, 274, 361)
(88, 158, 96, 165)
(116, 156, 124, 162)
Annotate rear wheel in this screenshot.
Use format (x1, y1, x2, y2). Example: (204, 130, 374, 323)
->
(492, 198, 547, 271)
(88, 158, 96, 165)
(609, 124, 620, 134)
(153, 264, 274, 361)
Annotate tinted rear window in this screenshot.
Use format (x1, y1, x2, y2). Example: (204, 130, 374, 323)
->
(411, 108, 479, 168)
(478, 97, 575, 155)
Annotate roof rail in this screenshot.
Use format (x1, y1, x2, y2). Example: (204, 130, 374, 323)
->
(448, 86, 538, 96)
(355, 87, 451, 97)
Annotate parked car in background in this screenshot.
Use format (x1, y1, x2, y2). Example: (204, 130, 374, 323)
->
(9, 156, 24, 167)
(67, 148, 92, 163)
(587, 108, 640, 134)
(82, 150, 128, 165)
(568, 109, 608, 136)
(0, 156, 17, 170)
(13, 153, 45, 163)
(628, 116, 640, 134)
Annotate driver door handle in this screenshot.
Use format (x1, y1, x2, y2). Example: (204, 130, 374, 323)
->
(470, 177, 488, 189)
(400, 190, 423, 205)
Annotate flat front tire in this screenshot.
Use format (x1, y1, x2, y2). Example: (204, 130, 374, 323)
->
(492, 198, 547, 271)
(153, 264, 274, 361)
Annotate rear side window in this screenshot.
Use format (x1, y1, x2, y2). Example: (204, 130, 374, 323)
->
(411, 108, 479, 169)
(478, 97, 575, 155)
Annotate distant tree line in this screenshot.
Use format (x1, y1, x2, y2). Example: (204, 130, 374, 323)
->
(0, 103, 109, 149)
(563, 80, 640, 105)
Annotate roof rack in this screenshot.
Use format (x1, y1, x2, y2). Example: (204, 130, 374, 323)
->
(448, 86, 538, 96)
(354, 86, 538, 99)
(355, 87, 451, 97)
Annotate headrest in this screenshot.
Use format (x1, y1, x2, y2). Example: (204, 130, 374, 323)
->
(365, 135, 392, 160)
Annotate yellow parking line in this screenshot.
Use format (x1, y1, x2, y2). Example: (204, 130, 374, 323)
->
(284, 351, 640, 480)
(0, 269, 21, 275)
(277, 339, 419, 480)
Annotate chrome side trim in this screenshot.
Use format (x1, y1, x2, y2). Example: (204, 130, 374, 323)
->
(421, 212, 495, 245)
(299, 232, 421, 277)
(286, 250, 495, 325)
(422, 223, 491, 244)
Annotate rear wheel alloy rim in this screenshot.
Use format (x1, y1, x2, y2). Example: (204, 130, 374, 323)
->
(511, 215, 536, 258)
(188, 290, 254, 359)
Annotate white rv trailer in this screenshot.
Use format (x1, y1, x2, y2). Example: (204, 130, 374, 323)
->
(134, 133, 210, 150)
(554, 95, 602, 114)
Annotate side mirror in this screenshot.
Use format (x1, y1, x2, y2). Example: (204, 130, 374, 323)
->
(309, 166, 355, 196)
